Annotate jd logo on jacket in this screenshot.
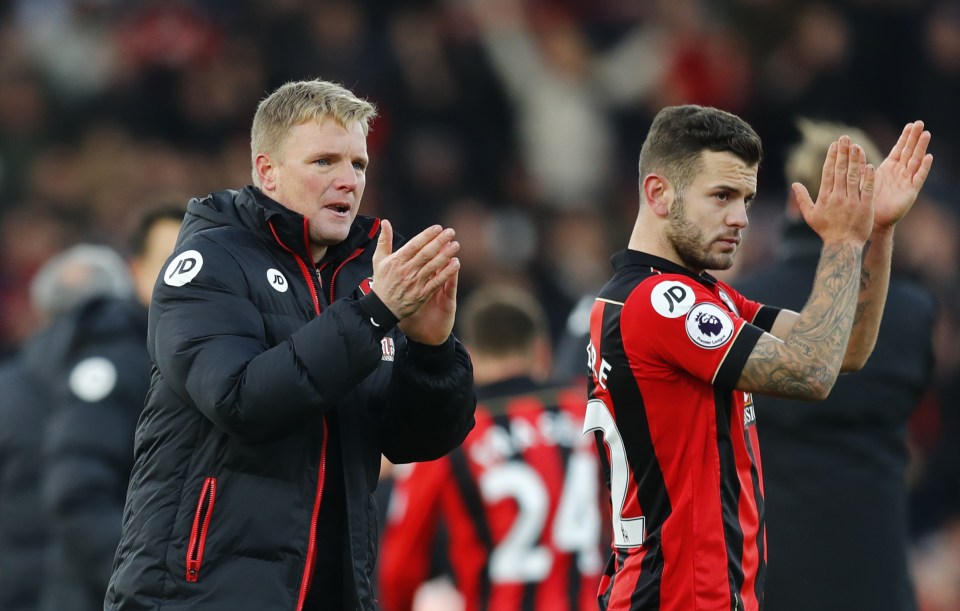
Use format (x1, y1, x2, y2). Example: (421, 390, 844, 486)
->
(267, 269, 289, 293)
(164, 250, 204, 287)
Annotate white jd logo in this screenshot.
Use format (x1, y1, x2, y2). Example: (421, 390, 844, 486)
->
(267, 268, 289, 293)
(651, 280, 694, 318)
(164, 250, 203, 287)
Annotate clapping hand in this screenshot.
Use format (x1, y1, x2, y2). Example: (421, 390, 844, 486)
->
(871, 121, 934, 231)
(371, 220, 461, 345)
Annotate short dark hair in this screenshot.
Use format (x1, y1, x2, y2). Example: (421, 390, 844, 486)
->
(459, 285, 547, 358)
(129, 205, 185, 258)
(639, 105, 763, 195)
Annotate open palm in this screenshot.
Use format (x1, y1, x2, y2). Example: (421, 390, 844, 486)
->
(872, 121, 934, 230)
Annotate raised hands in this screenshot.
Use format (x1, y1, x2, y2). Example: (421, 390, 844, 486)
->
(793, 136, 876, 247)
(371, 220, 461, 345)
(872, 121, 934, 230)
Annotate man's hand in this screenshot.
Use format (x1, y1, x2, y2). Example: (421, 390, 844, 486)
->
(370, 220, 461, 344)
(398, 265, 459, 345)
(871, 121, 934, 231)
(794, 136, 876, 247)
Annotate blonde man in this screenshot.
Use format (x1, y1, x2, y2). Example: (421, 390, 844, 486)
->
(105, 79, 477, 611)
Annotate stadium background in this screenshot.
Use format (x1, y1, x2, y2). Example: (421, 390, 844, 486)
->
(0, 0, 958, 607)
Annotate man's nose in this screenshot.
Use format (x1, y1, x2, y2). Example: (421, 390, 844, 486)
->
(334, 162, 358, 190)
(728, 202, 749, 228)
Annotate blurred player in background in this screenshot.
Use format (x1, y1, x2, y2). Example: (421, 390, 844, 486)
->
(379, 284, 606, 611)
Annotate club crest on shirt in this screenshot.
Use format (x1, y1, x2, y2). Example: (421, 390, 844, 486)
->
(685, 302, 734, 349)
(717, 288, 739, 316)
(651, 280, 695, 318)
(358, 276, 373, 296)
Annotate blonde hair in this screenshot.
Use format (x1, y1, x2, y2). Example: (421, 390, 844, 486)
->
(249, 79, 377, 186)
(786, 118, 883, 200)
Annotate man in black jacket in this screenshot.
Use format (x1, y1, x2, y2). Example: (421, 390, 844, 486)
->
(734, 119, 936, 611)
(105, 79, 477, 611)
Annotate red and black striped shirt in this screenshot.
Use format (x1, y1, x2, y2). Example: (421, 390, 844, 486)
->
(378, 376, 606, 611)
(585, 250, 780, 611)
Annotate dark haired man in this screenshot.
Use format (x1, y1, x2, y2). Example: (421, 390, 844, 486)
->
(584, 105, 932, 610)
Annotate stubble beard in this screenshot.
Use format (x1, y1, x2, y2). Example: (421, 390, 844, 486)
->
(665, 196, 735, 273)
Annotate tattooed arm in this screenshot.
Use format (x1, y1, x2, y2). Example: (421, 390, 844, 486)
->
(762, 122, 934, 375)
(738, 136, 875, 400)
(740, 242, 863, 399)
(842, 121, 933, 368)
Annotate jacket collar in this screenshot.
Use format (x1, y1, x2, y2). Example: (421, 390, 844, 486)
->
(187, 187, 380, 266)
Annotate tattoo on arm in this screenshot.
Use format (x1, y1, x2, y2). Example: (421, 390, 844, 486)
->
(740, 242, 863, 399)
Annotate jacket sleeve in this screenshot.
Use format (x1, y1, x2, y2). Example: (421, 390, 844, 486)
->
(152, 237, 386, 442)
(379, 335, 476, 463)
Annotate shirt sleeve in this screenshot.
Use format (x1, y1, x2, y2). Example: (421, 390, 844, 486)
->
(622, 276, 763, 388)
(717, 279, 781, 331)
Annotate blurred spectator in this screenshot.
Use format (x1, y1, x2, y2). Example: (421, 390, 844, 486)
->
(0, 240, 138, 611)
(38, 207, 182, 611)
(0, 1, 956, 602)
(0, 208, 79, 355)
(379, 284, 605, 611)
(465, 0, 662, 210)
(734, 118, 936, 611)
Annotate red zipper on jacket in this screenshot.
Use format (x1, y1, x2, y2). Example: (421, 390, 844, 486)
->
(185, 477, 217, 582)
(327, 218, 379, 302)
(270, 221, 321, 315)
(296, 417, 328, 610)
(269, 219, 330, 610)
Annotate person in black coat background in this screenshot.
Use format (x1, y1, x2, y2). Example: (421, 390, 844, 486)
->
(36, 207, 183, 611)
(0, 241, 138, 611)
(734, 119, 936, 611)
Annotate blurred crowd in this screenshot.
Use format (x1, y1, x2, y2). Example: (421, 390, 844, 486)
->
(0, 0, 959, 608)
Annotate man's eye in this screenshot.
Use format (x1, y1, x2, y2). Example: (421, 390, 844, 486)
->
(315, 159, 330, 166)
(353, 161, 366, 170)
(716, 192, 729, 201)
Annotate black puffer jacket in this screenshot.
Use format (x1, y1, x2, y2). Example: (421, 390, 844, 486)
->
(105, 187, 476, 611)
(0, 327, 56, 611)
(1, 297, 150, 611)
(40, 297, 151, 611)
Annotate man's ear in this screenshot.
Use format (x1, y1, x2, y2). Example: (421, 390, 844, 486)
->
(255, 153, 276, 191)
(642, 174, 672, 217)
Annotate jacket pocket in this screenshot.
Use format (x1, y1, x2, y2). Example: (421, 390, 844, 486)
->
(185, 476, 217, 582)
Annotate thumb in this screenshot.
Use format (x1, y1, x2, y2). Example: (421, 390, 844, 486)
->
(373, 219, 393, 274)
